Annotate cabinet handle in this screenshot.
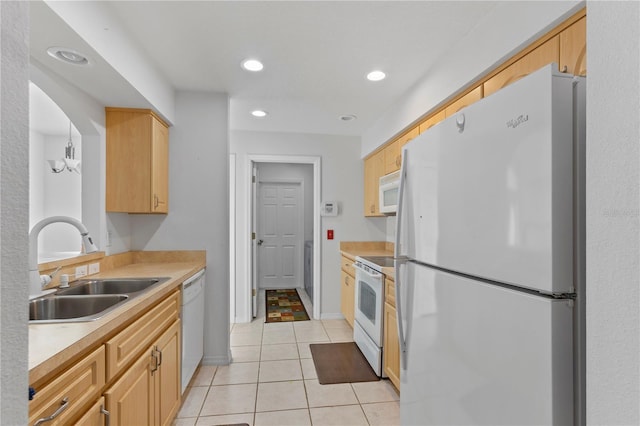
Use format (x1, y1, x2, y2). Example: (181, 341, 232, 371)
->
(150, 349, 158, 375)
(370, 205, 375, 214)
(34, 397, 69, 425)
(561, 65, 568, 73)
(156, 347, 163, 367)
(154, 194, 159, 209)
(100, 404, 111, 426)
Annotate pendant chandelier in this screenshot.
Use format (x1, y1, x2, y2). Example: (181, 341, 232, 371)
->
(48, 121, 80, 174)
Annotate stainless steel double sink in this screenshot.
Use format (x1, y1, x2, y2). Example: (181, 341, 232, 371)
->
(29, 277, 170, 323)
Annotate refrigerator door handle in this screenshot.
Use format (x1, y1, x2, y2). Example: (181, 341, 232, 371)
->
(394, 148, 407, 259)
(395, 258, 408, 371)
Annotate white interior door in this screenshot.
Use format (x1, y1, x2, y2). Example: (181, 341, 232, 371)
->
(257, 181, 303, 289)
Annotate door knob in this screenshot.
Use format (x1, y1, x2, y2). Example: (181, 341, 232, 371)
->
(257, 239, 264, 245)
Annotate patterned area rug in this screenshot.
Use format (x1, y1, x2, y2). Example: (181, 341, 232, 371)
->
(265, 289, 310, 323)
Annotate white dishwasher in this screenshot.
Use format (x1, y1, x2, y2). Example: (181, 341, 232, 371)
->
(181, 269, 205, 393)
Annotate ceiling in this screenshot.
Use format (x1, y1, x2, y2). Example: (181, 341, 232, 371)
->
(30, 1, 499, 137)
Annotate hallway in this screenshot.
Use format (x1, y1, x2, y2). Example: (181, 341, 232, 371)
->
(174, 290, 400, 425)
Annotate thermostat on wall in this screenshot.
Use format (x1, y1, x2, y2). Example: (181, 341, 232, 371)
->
(321, 201, 339, 216)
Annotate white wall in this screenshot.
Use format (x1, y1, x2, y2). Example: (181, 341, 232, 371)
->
(231, 130, 386, 322)
(361, 1, 583, 157)
(0, 1, 29, 423)
(130, 91, 230, 365)
(29, 130, 45, 233)
(586, 1, 639, 423)
(40, 134, 82, 255)
(45, 0, 175, 124)
(257, 162, 314, 241)
(30, 62, 108, 253)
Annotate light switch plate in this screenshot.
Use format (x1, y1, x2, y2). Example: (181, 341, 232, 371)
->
(89, 263, 100, 275)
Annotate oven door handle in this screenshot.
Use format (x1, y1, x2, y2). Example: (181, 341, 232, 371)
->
(352, 263, 382, 279)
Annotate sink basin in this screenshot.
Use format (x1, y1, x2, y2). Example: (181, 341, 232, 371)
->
(29, 295, 129, 323)
(56, 277, 169, 296)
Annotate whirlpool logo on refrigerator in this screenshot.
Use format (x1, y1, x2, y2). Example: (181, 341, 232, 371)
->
(506, 114, 529, 129)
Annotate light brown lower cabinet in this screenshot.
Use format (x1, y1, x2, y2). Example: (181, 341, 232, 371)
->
(383, 278, 400, 391)
(74, 397, 109, 425)
(105, 320, 181, 426)
(340, 270, 355, 328)
(29, 289, 182, 426)
(28, 346, 106, 426)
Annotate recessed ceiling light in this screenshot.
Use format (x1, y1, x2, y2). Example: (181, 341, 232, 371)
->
(251, 110, 268, 117)
(46, 47, 89, 65)
(242, 59, 264, 72)
(367, 70, 386, 81)
(339, 114, 357, 121)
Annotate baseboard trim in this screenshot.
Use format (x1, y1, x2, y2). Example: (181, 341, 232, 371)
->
(202, 354, 230, 366)
(320, 312, 346, 320)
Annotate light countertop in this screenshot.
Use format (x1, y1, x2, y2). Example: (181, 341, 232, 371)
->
(29, 259, 205, 386)
(339, 241, 395, 279)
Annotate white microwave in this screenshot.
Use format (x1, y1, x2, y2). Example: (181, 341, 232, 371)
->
(379, 170, 400, 214)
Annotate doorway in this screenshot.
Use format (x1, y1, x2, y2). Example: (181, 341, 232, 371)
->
(245, 155, 321, 321)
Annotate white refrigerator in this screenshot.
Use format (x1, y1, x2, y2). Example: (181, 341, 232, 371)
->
(395, 65, 585, 425)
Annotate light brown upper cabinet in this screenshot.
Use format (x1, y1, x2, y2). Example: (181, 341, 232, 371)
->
(484, 35, 560, 97)
(444, 85, 483, 118)
(364, 150, 385, 217)
(560, 16, 587, 76)
(383, 139, 402, 176)
(383, 127, 419, 175)
(418, 110, 446, 134)
(106, 108, 170, 214)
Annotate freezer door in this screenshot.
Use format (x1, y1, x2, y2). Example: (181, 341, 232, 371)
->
(399, 261, 574, 426)
(397, 65, 581, 294)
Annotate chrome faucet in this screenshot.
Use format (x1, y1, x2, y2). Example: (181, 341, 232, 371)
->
(29, 216, 99, 299)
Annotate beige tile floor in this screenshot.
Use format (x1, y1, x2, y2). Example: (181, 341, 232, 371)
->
(174, 289, 400, 426)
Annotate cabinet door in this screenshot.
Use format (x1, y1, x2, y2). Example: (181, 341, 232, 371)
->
(384, 128, 419, 174)
(151, 117, 169, 213)
(385, 277, 396, 308)
(484, 35, 560, 97)
(29, 346, 105, 426)
(560, 16, 586, 76)
(106, 109, 153, 213)
(106, 290, 179, 381)
(383, 302, 400, 390)
(106, 107, 170, 214)
(445, 85, 483, 118)
(363, 151, 384, 217)
(74, 397, 108, 426)
(104, 348, 154, 426)
(418, 110, 445, 134)
(383, 140, 401, 175)
(340, 255, 355, 277)
(154, 321, 182, 426)
(340, 270, 355, 328)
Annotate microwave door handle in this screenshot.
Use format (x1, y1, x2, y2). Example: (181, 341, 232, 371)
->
(352, 263, 382, 279)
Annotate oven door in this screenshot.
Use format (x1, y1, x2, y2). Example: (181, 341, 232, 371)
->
(353, 264, 384, 346)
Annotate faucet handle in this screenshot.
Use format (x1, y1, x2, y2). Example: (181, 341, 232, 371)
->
(39, 266, 62, 288)
(50, 266, 62, 278)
